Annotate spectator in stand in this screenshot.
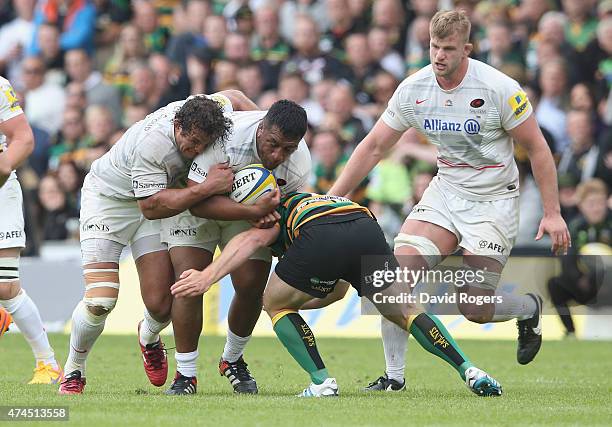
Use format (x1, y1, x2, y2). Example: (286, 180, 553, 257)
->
(64, 48, 122, 124)
(283, 14, 350, 85)
(320, 0, 358, 59)
(29, 0, 96, 56)
(224, 32, 251, 66)
(165, 0, 210, 70)
(405, 15, 430, 75)
(202, 14, 227, 60)
(37, 173, 79, 241)
(479, 21, 525, 70)
(323, 83, 368, 151)
(558, 109, 601, 183)
(48, 107, 87, 170)
(56, 159, 84, 210)
(0, 0, 35, 87)
(278, 71, 323, 127)
(236, 62, 264, 104)
(371, 0, 406, 54)
(536, 59, 570, 153)
(186, 46, 214, 94)
(558, 173, 580, 224)
(251, 4, 290, 90)
(562, 0, 598, 53)
(104, 24, 148, 97)
(367, 26, 405, 80)
(133, 0, 170, 54)
(547, 178, 611, 338)
(35, 23, 65, 82)
(344, 32, 381, 105)
(21, 56, 65, 135)
(148, 53, 188, 108)
(279, 0, 329, 43)
(126, 64, 158, 112)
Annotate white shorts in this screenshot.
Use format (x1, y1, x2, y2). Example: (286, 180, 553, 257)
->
(0, 179, 25, 249)
(161, 211, 272, 262)
(80, 180, 161, 246)
(407, 177, 519, 265)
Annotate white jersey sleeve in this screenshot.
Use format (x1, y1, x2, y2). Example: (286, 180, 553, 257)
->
(498, 79, 533, 131)
(131, 130, 172, 198)
(0, 78, 23, 125)
(381, 83, 412, 132)
(187, 142, 228, 184)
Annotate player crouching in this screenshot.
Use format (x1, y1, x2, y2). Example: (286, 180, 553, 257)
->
(171, 192, 502, 397)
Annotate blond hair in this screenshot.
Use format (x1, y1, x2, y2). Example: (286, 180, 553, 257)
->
(576, 178, 608, 203)
(430, 10, 471, 43)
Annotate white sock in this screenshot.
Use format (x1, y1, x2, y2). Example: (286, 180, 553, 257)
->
(492, 293, 537, 322)
(0, 289, 57, 367)
(222, 329, 251, 363)
(64, 301, 108, 376)
(139, 309, 170, 346)
(176, 350, 199, 378)
(381, 317, 408, 382)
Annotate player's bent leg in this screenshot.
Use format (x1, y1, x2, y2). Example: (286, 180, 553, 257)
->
(264, 273, 338, 397)
(461, 253, 542, 364)
(218, 259, 270, 394)
(366, 220, 458, 390)
(165, 246, 214, 395)
(0, 248, 62, 385)
(134, 237, 174, 387)
(60, 257, 120, 395)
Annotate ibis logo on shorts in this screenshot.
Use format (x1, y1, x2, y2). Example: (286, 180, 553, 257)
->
(0, 230, 22, 240)
(478, 239, 506, 254)
(423, 118, 480, 135)
(231, 172, 257, 192)
(169, 228, 197, 237)
(82, 223, 110, 232)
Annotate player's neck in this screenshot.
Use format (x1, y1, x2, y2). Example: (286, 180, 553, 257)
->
(436, 58, 469, 91)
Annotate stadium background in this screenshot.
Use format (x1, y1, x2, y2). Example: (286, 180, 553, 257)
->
(1, 0, 611, 340)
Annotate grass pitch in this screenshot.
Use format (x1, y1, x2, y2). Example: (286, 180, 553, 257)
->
(1, 333, 611, 426)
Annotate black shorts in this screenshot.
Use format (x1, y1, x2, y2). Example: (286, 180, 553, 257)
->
(275, 212, 398, 298)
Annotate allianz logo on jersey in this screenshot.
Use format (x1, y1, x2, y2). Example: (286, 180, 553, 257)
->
(422, 118, 481, 135)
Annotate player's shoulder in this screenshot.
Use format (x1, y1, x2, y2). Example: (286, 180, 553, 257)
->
(468, 59, 522, 93)
(0, 76, 11, 88)
(394, 65, 434, 94)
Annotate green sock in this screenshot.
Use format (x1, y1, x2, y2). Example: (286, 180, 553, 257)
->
(409, 313, 474, 380)
(272, 312, 329, 384)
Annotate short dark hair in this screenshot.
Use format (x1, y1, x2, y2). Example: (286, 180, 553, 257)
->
(174, 96, 232, 145)
(263, 99, 307, 141)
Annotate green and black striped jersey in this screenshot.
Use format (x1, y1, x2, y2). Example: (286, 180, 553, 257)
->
(270, 192, 372, 256)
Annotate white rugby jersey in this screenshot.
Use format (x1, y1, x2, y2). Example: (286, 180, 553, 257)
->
(88, 93, 233, 201)
(188, 110, 311, 195)
(383, 58, 532, 201)
(0, 76, 24, 182)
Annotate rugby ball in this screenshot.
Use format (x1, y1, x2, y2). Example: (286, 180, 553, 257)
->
(229, 164, 277, 205)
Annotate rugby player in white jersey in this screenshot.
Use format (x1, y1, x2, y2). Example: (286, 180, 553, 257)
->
(58, 91, 260, 394)
(160, 100, 310, 394)
(328, 10, 571, 391)
(0, 76, 62, 384)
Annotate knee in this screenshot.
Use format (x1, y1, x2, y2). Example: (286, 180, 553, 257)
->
(83, 296, 118, 317)
(144, 295, 172, 320)
(459, 305, 493, 324)
(234, 280, 266, 301)
(0, 282, 20, 300)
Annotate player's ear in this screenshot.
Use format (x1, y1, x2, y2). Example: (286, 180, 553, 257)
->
(464, 43, 473, 57)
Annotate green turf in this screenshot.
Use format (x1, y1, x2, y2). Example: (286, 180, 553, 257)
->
(1, 333, 611, 426)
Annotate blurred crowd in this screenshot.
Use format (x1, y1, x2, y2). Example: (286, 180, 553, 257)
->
(0, 0, 610, 254)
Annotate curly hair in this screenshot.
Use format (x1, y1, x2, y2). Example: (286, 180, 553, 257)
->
(174, 96, 233, 146)
(263, 99, 307, 141)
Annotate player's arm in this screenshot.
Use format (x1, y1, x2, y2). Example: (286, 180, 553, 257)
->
(216, 89, 258, 111)
(189, 187, 280, 221)
(328, 118, 403, 197)
(138, 163, 234, 220)
(171, 225, 280, 297)
(0, 114, 34, 187)
(510, 114, 571, 254)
